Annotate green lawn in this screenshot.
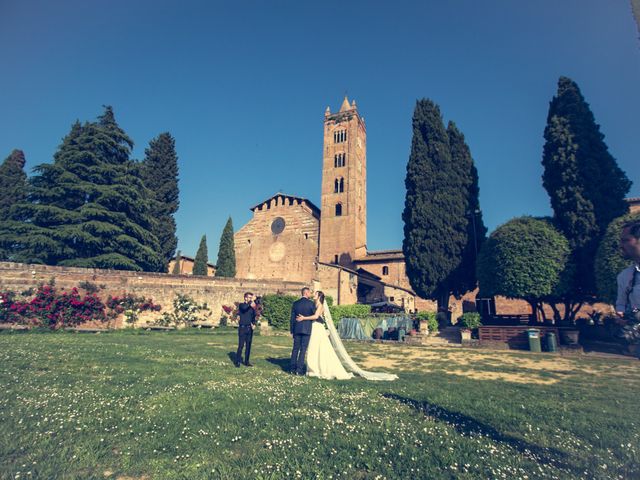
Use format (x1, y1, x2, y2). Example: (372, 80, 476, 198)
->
(0, 330, 638, 480)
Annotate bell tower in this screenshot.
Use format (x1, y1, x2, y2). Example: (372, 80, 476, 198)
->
(319, 96, 367, 267)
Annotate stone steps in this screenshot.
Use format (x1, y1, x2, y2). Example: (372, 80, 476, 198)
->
(424, 326, 461, 345)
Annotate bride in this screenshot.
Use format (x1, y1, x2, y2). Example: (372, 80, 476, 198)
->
(296, 291, 397, 381)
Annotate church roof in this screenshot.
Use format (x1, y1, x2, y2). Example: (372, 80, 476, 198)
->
(355, 250, 405, 263)
(249, 192, 321, 217)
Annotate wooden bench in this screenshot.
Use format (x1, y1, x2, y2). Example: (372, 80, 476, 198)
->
(65, 327, 110, 333)
(479, 325, 560, 350)
(0, 324, 29, 331)
(144, 325, 176, 331)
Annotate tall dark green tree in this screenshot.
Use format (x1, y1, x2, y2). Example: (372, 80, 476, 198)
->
(193, 235, 209, 276)
(215, 217, 236, 277)
(140, 133, 179, 270)
(172, 250, 182, 275)
(402, 99, 485, 311)
(542, 77, 632, 319)
(446, 122, 487, 295)
(0, 149, 28, 222)
(0, 149, 28, 260)
(0, 107, 164, 271)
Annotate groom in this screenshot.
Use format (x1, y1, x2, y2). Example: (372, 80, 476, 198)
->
(289, 287, 315, 375)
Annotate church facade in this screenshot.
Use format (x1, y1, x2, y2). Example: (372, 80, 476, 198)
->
(233, 97, 433, 311)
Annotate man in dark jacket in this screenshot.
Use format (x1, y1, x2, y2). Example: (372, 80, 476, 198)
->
(236, 292, 257, 367)
(289, 287, 316, 375)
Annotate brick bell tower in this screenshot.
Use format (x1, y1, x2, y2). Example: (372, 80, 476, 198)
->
(318, 96, 367, 268)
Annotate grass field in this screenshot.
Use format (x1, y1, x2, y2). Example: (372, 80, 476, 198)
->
(1, 329, 638, 479)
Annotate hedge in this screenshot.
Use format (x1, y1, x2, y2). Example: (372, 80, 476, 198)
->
(261, 296, 372, 329)
(260, 294, 297, 330)
(327, 304, 372, 326)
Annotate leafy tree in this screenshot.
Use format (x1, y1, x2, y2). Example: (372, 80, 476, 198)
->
(542, 77, 632, 318)
(140, 133, 179, 269)
(172, 250, 182, 275)
(402, 99, 485, 311)
(476, 217, 571, 322)
(215, 217, 236, 277)
(193, 235, 209, 276)
(0, 107, 164, 271)
(595, 212, 640, 304)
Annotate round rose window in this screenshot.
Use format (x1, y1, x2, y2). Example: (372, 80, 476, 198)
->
(271, 217, 285, 235)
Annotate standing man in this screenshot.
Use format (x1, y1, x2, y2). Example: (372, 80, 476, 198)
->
(616, 220, 640, 358)
(289, 287, 316, 375)
(236, 292, 257, 367)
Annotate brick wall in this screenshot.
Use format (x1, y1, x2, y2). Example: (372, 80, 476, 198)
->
(0, 262, 305, 328)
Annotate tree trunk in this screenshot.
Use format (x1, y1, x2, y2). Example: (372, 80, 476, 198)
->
(566, 300, 583, 323)
(549, 303, 562, 324)
(527, 300, 539, 324)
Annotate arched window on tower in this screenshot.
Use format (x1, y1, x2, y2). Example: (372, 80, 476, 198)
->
(339, 178, 344, 192)
(335, 203, 342, 216)
(334, 179, 339, 193)
(334, 130, 347, 144)
(382, 266, 389, 276)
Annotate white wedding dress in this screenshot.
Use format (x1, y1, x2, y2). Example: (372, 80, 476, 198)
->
(306, 301, 398, 381)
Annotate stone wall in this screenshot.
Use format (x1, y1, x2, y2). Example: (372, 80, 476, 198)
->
(0, 262, 306, 328)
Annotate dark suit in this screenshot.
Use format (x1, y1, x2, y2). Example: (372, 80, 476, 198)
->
(290, 297, 316, 374)
(236, 302, 257, 365)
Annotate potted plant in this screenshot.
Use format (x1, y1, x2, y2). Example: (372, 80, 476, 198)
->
(415, 311, 438, 336)
(458, 312, 482, 342)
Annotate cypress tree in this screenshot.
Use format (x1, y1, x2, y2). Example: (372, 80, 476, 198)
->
(193, 235, 208, 276)
(542, 77, 632, 317)
(0, 149, 28, 221)
(0, 107, 164, 271)
(172, 250, 182, 275)
(446, 122, 487, 296)
(402, 99, 480, 310)
(140, 133, 179, 269)
(215, 217, 236, 277)
(0, 149, 28, 260)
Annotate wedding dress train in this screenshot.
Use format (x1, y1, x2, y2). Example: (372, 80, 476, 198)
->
(306, 301, 398, 381)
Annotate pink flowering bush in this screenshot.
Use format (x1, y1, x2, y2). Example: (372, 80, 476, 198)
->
(0, 286, 161, 329)
(1, 285, 107, 329)
(106, 293, 162, 325)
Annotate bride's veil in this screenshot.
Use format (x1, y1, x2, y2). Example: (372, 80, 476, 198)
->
(323, 300, 398, 381)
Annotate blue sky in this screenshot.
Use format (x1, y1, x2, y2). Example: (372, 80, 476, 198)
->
(1, 0, 638, 260)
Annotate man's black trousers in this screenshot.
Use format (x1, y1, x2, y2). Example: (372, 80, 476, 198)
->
(290, 333, 311, 374)
(236, 326, 253, 365)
